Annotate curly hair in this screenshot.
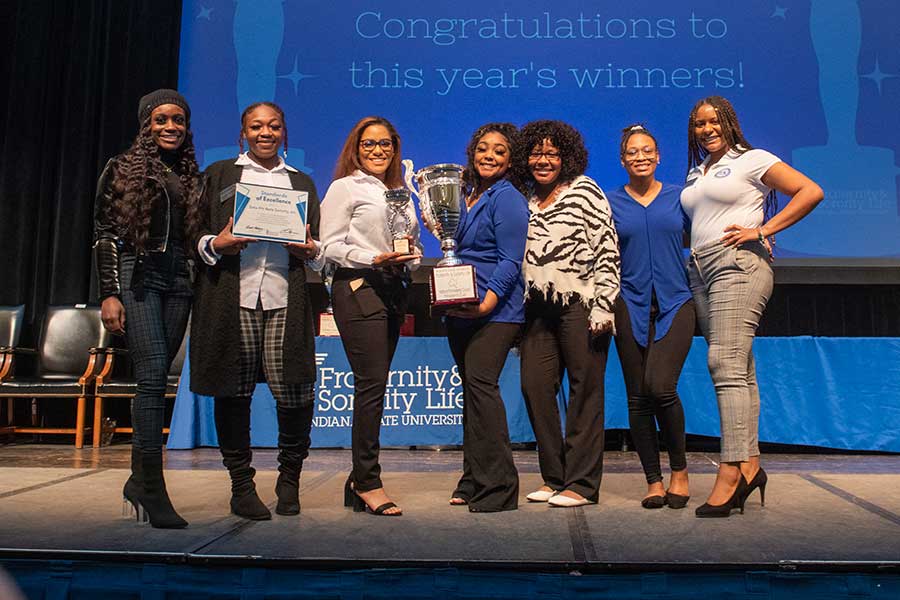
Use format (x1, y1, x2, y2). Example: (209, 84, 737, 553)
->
(103, 117, 203, 252)
(461, 122, 517, 193)
(510, 120, 588, 193)
(686, 95, 776, 221)
(619, 123, 659, 159)
(332, 116, 404, 189)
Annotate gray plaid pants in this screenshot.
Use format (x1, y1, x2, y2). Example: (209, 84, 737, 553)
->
(689, 241, 773, 463)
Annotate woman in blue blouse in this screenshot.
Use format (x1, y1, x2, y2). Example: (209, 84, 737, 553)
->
(444, 122, 529, 512)
(608, 124, 696, 509)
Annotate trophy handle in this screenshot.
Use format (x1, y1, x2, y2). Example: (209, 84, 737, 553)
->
(402, 159, 439, 240)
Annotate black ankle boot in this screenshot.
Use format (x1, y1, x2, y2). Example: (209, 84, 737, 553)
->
(221, 448, 271, 520)
(132, 451, 188, 529)
(274, 404, 313, 516)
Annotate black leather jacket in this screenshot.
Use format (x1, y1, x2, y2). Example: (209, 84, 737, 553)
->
(92, 156, 200, 299)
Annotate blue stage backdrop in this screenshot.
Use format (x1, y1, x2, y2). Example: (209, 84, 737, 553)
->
(178, 0, 900, 259)
(168, 337, 900, 452)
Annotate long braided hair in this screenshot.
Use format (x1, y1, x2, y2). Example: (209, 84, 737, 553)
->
(104, 118, 203, 252)
(238, 101, 289, 158)
(686, 95, 777, 222)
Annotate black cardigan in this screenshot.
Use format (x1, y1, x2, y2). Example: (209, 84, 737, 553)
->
(189, 159, 321, 396)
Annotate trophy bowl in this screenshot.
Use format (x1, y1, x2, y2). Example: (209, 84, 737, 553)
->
(411, 163, 465, 267)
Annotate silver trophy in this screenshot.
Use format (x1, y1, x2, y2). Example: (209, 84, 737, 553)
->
(403, 160, 464, 266)
(384, 188, 413, 254)
(402, 160, 478, 308)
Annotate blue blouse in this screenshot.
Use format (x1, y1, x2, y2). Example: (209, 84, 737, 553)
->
(446, 178, 529, 326)
(608, 182, 692, 345)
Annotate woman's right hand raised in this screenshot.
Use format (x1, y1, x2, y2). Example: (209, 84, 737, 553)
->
(101, 296, 126, 335)
(212, 217, 255, 255)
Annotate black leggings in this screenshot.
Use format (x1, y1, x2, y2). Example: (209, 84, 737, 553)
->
(614, 298, 695, 484)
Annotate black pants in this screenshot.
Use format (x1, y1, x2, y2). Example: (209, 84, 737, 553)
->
(447, 320, 520, 512)
(520, 296, 608, 501)
(614, 298, 695, 484)
(120, 248, 192, 453)
(332, 268, 407, 492)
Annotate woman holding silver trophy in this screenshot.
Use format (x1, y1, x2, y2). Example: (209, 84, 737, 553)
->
(513, 120, 620, 508)
(432, 122, 530, 513)
(319, 116, 422, 517)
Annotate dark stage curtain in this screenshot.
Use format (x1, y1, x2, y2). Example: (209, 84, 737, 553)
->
(0, 0, 182, 329)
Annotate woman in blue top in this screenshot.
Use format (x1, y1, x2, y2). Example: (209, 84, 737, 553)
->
(608, 124, 696, 509)
(443, 122, 529, 512)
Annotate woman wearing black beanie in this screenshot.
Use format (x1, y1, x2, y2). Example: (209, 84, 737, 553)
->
(94, 88, 203, 528)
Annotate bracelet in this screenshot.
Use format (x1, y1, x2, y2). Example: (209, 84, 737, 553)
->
(757, 228, 765, 243)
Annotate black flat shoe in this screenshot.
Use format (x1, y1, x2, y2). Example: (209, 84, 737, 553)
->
(641, 495, 667, 509)
(695, 477, 748, 518)
(665, 492, 690, 509)
(743, 467, 768, 507)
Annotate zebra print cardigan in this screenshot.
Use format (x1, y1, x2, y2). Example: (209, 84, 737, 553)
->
(523, 175, 620, 328)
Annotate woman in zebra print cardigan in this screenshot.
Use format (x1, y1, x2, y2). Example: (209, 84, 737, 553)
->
(511, 120, 620, 508)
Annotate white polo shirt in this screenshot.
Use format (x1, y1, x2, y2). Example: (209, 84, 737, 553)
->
(680, 148, 780, 248)
(319, 170, 421, 269)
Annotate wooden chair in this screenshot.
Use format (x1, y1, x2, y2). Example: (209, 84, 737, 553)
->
(0, 305, 26, 440)
(92, 323, 188, 447)
(0, 305, 111, 448)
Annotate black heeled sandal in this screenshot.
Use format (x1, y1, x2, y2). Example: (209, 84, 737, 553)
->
(743, 467, 768, 507)
(344, 477, 402, 516)
(695, 477, 748, 518)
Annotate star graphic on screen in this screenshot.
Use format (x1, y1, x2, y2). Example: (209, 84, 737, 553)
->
(771, 5, 788, 19)
(278, 56, 317, 95)
(197, 5, 212, 20)
(862, 58, 897, 95)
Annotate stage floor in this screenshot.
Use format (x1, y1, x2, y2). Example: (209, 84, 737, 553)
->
(0, 445, 898, 570)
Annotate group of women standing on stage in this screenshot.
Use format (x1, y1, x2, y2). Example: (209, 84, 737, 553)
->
(94, 88, 822, 528)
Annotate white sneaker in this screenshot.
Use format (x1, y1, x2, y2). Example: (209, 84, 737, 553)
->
(548, 493, 596, 508)
(525, 489, 556, 502)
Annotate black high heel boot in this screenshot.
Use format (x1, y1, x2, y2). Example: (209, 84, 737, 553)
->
(743, 467, 768, 507)
(128, 451, 188, 529)
(122, 444, 142, 519)
(695, 476, 749, 518)
(275, 404, 313, 516)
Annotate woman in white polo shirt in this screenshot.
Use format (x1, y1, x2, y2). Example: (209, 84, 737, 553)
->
(680, 96, 823, 518)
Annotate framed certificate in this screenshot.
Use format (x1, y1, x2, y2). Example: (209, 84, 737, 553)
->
(222, 183, 308, 244)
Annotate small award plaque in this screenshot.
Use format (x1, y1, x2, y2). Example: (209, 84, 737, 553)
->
(222, 182, 308, 244)
(430, 264, 479, 308)
(318, 311, 340, 337)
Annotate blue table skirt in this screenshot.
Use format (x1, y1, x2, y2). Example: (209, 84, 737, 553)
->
(167, 337, 900, 452)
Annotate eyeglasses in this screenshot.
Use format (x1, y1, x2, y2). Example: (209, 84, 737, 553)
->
(624, 147, 658, 160)
(359, 138, 394, 151)
(528, 151, 561, 161)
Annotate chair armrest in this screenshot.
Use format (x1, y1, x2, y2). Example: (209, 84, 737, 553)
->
(0, 347, 37, 355)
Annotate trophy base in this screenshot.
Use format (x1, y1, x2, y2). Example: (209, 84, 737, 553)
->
(429, 264, 479, 314)
(392, 238, 411, 254)
(318, 312, 340, 337)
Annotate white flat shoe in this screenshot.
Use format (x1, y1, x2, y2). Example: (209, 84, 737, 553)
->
(526, 489, 556, 502)
(548, 494, 596, 508)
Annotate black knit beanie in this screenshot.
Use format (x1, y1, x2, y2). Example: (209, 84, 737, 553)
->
(137, 89, 191, 125)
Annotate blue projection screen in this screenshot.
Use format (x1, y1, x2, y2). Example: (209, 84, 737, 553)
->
(178, 0, 900, 259)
